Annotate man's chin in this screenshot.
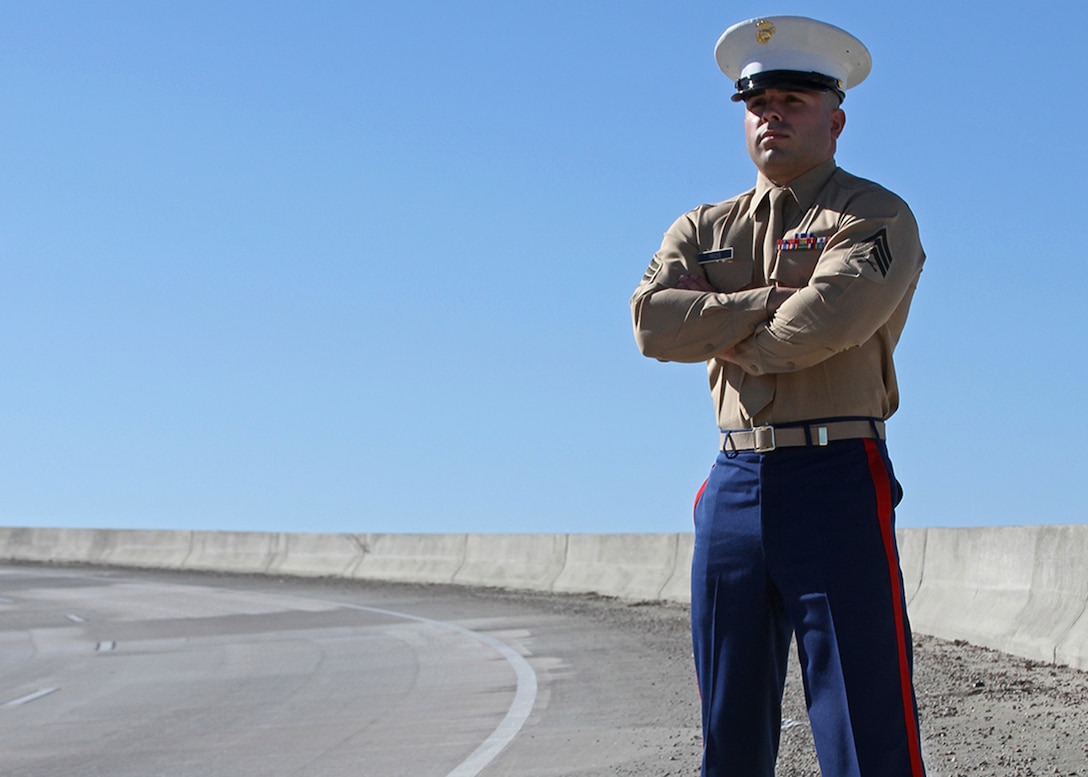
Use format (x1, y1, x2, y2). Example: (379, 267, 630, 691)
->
(753, 152, 795, 178)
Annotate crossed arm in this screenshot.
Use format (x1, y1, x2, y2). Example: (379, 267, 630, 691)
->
(673, 274, 797, 362)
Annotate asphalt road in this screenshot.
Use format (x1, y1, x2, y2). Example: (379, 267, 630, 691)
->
(0, 564, 699, 777)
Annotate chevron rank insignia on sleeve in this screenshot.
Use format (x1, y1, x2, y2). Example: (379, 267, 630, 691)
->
(848, 227, 893, 280)
(641, 256, 662, 283)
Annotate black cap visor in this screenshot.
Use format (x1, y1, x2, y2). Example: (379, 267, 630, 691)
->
(732, 69, 845, 102)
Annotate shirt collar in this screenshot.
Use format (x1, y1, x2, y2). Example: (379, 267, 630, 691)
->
(747, 158, 838, 219)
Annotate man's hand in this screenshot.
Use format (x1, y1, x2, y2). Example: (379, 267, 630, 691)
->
(676, 274, 717, 293)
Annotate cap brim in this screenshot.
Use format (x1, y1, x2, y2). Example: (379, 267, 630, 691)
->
(730, 69, 845, 102)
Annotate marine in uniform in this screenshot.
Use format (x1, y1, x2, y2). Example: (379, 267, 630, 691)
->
(630, 16, 927, 777)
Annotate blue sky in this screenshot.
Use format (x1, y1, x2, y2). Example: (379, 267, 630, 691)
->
(3, 1, 1086, 534)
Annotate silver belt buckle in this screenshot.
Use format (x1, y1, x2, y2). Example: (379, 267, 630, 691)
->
(753, 425, 776, 453)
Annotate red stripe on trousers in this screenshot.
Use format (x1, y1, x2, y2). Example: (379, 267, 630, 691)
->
(692, 476, 709, 751)
(863, 439, 925, 777)
(693, 478, 708, 521)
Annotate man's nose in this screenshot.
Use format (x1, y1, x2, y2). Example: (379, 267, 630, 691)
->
(761, 101, 784, 121)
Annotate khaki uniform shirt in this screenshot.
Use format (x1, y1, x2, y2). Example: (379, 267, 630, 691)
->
(630, 158, 924, 430)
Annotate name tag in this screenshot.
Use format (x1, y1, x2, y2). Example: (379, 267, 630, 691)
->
(697, 248, 735, 264)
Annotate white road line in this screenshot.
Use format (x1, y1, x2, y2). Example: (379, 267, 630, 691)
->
(65, 614, 85, 623)
(442, 630, 537, 777)
(4, 687, 60, 707)
(301, 600, 539, 777)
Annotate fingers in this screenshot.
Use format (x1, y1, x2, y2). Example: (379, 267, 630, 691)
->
(677, 274, 716, 292)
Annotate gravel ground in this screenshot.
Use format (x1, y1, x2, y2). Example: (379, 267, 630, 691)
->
(472, 587, 1088, 777)
(777, 631, 1088, 777)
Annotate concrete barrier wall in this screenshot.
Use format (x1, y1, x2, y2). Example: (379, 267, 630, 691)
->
(899, 526, 1088, 671)
(2, 525, 1087, 670)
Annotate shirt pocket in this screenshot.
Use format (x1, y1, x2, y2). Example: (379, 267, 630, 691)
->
(697, 249, 754, 293)
(770, 235, 826, 289)
(772, 246, 822, 288)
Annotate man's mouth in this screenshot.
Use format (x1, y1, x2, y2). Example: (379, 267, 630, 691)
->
(760, 129, 790, 144)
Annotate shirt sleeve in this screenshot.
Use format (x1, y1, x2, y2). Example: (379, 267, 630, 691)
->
(729, 190, 925, 375)
(630, 208, 772, 364)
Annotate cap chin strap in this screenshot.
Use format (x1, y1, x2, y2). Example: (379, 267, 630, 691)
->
(733, 69, 846, 103)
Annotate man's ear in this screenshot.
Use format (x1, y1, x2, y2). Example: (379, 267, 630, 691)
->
(830, 108, 846, 141)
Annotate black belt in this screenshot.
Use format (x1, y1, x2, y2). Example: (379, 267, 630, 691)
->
(720, 419, 885, 453)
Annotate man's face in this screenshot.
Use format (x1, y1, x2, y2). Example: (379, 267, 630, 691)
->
(744, 88, 845, 184)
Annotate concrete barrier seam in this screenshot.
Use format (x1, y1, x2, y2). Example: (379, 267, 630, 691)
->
(549, 534, 571, 592)
(1054, 597, 1088, 664)
(180, 530, 196, 570)
(913, 528, 929, 604)
(653, 534, 680, 601)
(451, 534, 469, 582)
(349, 533, 368, 577)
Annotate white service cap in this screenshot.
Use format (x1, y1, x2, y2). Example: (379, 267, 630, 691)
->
(714, 16, 872, 102)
